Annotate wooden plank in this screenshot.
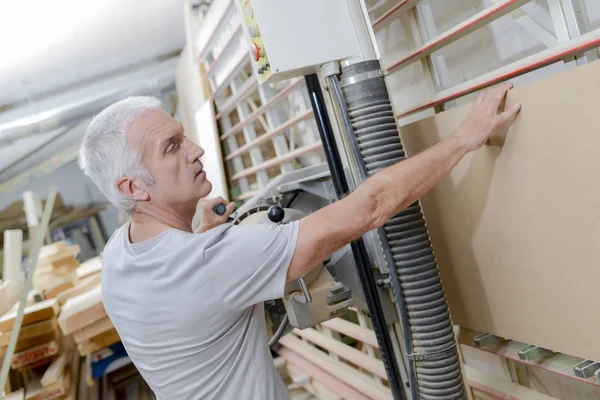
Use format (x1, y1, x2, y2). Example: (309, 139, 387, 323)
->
(73, 317, 114, 344)
(3, 230, 23, 283)
(399, 59, 600, 362)
(56, 273, 101, 306)
(11, 340, 59, 369)
(65, 346, 80, 400)
(292, 328, 387, 380)
(278, 347, 371, 400)
(25, 368, 69, 400)
(58, 285, 106, 335)
(0, 318, 57, 347)
(320, 318, 378, 348)
(0, 332, 58, 357)
(77, 329, 120, 357)
(43, 279, 74, 299)
(0, 299, 59, 332)
(75, 257, 102, 280)
(41, 351, 68, 387)
(279, 335, 392, 400)
(4, 388, 25, 400)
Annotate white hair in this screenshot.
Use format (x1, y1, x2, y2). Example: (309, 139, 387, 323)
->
(78, 96, 162, 214)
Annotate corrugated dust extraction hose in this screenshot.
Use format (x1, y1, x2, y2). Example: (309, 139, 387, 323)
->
(330, 60, 466, 400)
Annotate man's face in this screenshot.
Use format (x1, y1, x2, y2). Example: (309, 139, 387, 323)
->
(127, 109, 212, 214)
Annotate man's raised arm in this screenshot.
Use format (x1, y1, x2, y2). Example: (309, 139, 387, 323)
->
(287, 82, 521, 282)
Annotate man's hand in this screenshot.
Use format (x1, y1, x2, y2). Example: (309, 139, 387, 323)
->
(452, 82, 521, 152)
(195, 197, 236, 233)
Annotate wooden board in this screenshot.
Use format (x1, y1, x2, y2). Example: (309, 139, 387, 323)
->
(0, 298, 60, 332)
(0, 318, 57, 347)
(75, 257, 102, 280)
(58, 285, 105, 335)
(0, 332, 58, 357)
(77, 328, 120, 356)
(72, 316, 114, 344)
(11, 340, 59, 369)
(398, 59, 600, 362)
(56, 273, 101, 306)
(4, 388, 25, 400)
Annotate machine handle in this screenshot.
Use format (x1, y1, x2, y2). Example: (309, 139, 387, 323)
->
(297, 276, 312, 303)
(213, 203, 226, 216)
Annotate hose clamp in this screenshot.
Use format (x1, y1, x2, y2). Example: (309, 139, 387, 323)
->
(407, 342, 457, 361)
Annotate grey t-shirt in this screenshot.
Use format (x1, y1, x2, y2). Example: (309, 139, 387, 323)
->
(101, 220, 299, 399)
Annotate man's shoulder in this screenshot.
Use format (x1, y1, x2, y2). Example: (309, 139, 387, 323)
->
(103, 221, 129, 254)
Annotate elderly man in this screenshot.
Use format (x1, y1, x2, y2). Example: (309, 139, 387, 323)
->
(78, 83, 520, 399)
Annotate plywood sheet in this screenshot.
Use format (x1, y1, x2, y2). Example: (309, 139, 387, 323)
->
(398, 59, 600, 362)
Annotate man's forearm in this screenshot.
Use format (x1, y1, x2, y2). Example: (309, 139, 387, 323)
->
(354, 133, 470, 230)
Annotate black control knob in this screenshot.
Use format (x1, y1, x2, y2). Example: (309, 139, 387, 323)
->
(267, 205, 285, 223)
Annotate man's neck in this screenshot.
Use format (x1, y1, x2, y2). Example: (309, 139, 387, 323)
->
(128, 203, 194, 244)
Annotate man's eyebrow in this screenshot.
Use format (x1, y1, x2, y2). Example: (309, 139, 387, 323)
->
(163, 135, 176, 143)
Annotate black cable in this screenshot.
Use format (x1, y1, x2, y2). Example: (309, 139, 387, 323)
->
(304, 73, 406, 400)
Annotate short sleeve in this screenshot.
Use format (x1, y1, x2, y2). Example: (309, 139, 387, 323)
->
(202, 221, 299, 310)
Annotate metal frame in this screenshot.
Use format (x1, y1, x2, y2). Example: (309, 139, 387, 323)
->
(396, 28, 600, 118)
(373, 0, 600, 120)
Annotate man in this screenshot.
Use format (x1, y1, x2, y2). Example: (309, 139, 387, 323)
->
(78, 82, 520, 399)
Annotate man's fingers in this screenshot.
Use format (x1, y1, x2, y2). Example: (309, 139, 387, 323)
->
(204, 196, 226, 207)
(225, 201, 236, 216)
(496, 103, 521, 124)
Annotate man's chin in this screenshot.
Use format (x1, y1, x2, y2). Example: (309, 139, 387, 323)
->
(199, 180, 213, 197)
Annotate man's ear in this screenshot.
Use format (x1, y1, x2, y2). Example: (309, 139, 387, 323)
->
(116, 177, 149, 201)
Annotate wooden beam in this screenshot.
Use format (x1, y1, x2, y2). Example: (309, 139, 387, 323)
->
(0, 298, 59, 333)
(73, 317, 114, 344)
(0, 318, 57, 347)
(58, 285, 106, 335)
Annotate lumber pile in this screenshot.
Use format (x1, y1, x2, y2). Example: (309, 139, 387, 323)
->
(58, 285, 120, 357)
(0, 240, 120, 399)
(0, 296, 77, 399)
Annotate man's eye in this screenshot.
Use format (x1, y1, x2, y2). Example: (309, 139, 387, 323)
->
(167, 143, 178, 153)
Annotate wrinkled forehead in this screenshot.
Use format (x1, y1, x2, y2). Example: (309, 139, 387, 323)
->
(126, 109, 172, 152)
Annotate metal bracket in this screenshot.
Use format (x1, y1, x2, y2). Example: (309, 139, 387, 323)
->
(517, 344, 553, 361)
(473, 332, 504, 347)
(572, 360, 600, 379)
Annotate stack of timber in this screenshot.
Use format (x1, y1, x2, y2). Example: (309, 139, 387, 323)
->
(0, 240, 120, 399)
(0, 297, 78, 399)
(58, 284, 120, 358)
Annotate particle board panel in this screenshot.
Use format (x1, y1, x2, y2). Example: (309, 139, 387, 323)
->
(398, 59, 600, 362)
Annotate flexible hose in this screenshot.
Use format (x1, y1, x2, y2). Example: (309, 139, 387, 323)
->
(305, 73, 406, 400)
(332, 61, 466, 400)
(268, 314, 289, 348)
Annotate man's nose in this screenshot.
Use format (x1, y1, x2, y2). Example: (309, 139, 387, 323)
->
(186, 140, 205, 163)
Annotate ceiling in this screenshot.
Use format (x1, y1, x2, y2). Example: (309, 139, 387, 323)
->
(0, 0, 187, 184)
